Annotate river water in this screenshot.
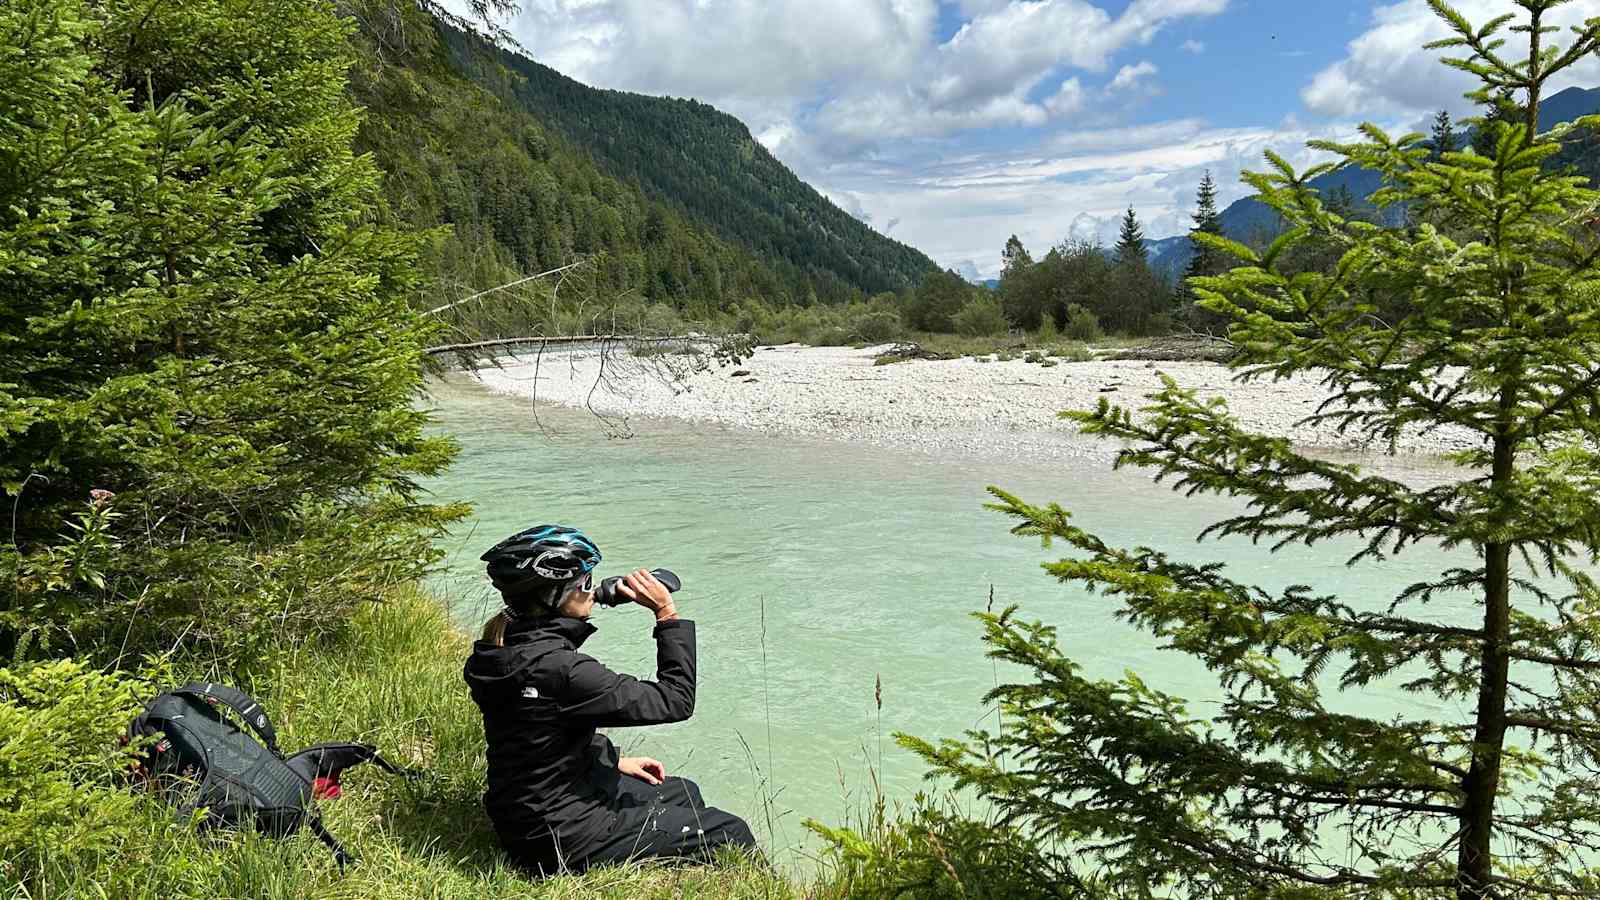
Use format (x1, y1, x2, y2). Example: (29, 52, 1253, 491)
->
(420, 375, 1478, 867)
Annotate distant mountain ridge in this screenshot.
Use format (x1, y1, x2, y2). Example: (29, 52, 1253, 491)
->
(440, 23, 938, 301)
(1148, 85, 1600, 278)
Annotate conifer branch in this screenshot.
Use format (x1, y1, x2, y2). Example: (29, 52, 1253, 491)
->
(1506, 650, 1600, 671)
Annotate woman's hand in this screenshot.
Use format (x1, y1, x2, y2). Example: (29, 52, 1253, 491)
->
(618, 756, 667, 785)
(614, 569, 677, 622)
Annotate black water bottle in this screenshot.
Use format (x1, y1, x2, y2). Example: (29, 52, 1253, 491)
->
(595, 568, 682, 607)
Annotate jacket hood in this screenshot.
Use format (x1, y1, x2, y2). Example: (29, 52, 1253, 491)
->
(464, 616, 597, 687)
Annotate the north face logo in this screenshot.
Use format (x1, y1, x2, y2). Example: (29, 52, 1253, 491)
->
(521, 686, 539, 699)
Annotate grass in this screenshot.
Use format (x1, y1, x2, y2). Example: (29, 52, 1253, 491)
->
(11, 590, 801, 900)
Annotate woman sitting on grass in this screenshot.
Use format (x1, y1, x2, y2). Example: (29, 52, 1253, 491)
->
(464, 525, 756, 876)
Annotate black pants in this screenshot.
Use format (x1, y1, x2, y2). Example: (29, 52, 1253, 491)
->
(576, 775, 756, 871)
(508, 775, 756, 876)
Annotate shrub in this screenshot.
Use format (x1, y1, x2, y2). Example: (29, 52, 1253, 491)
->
(954, 296, 1009, 337)
(0, 660, 147, 880)
(809, 800, 1089, 899)
(1061, 304, 1102, 341)
(1036, 315, 1060, 343)
(907, 270, 974, 333)
(847, 309, 904, 343)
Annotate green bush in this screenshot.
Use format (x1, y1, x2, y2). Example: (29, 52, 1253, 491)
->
(1061, 304, 1102, 341)
(808, 800, 1089, 899)
(0, 660, 147, 880)
(954, 296, 1009, 337)
(907, 270, 974, 333)
(1036, 315, 1060, 343)
(848, 309, 904, 343)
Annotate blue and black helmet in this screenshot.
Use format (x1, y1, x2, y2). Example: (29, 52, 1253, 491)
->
(481, 525, 602, 604)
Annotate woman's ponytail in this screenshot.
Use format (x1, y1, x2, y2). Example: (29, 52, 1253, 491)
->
(481, 610, 510, 646)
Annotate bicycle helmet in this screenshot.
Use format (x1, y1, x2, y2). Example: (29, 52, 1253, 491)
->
(481, 525, 602, 608)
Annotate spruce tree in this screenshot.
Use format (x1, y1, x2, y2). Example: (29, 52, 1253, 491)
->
(1184, 169, 1228, 331)
(1115, 206, 1148, 266)
(905, 3, 1600, 897)
(1471, 87, 1523, 157)
(1193, 169, 1223, 229)
(1431, 108, 1460, 159)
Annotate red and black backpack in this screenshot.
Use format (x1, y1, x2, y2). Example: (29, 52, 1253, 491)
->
(128, 682, 416, 868)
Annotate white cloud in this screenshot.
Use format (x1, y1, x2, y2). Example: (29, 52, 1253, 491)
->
(1302, 0, 1600, 119)
(1109, 61, 1158, 92)
(502, 0, 938, 102)
(1180, 38, 1205, 54)
(451, 0, 1276, 278)
(492, 0, 1227, 147)
(1045, 78, 1087, 115)
(825, 117, 1386, 278)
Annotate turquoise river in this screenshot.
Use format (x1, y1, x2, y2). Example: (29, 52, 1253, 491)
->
(421, 374, 1479, 869)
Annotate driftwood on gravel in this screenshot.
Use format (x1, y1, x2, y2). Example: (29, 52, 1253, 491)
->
(1107, 334, 1235, 363)
(876, 342, 952, 362)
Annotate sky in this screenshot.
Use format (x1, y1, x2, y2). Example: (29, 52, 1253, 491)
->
(457, 0, 1600, 280)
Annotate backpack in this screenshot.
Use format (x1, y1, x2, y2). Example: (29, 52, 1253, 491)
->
(128, 682, 417, 868)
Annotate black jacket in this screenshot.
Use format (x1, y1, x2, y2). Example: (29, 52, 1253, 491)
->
(463, 615, 696, 859)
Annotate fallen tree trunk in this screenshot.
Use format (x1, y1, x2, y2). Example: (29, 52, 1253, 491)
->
(1107, 334, 1235, 363)
(423, 334, 702, 356)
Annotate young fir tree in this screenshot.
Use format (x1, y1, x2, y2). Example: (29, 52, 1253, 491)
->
(904, 3, 1600, 898)
(1115, 206, 1148, 266)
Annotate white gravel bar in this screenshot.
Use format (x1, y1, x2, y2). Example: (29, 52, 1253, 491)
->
(470, 343, 1480, 464)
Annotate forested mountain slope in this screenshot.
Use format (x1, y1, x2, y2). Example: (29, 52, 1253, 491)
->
(438, 23, 937, 302)
(343, 3, 885, 319)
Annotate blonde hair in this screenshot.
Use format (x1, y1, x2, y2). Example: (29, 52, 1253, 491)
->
(481, 578, 592, 646)
(481, 610, 511, 646)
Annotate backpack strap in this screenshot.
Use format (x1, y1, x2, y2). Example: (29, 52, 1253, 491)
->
(284, 742, 421, 784)
(171, 682, 280, 756)
(308, 814, 356, 871)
